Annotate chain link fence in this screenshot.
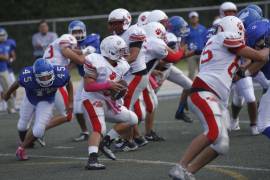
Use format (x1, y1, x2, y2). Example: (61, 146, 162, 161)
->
(0, 1, 269, 72)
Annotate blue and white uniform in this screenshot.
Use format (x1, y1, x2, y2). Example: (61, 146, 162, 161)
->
(74, 34, 100, 114)
(17, 65, 70, 138)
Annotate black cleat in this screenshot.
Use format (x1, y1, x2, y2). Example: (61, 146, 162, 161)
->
(85, 153, 106, 170)
(118, 140, 138, 152)
(175, 111, 193, 123)
(99, 136, 116, 160)
(134, 136, 148, 147)
(145, 130, 165, 142)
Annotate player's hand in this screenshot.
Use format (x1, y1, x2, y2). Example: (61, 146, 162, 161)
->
(109, 81, 126, 92)
(82, 46, 96, 55)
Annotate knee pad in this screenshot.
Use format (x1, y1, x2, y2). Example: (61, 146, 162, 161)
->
(17, 118, 31, 131)
(129, 111, 139, 126)
(210, 135, 229, 155)
(32, 124, 46, 138)
(232, 90, 244, 107)
(242, 88, 256, 103)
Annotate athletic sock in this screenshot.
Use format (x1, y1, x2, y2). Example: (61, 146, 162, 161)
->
(107, 129, 120, 140)
(88, 146, 98, 155)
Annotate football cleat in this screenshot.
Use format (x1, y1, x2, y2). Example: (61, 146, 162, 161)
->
(230, 118, 240, 131)
(134, 136, 148, 147)
(251, 125, 260, 136)
(175, 111, 193, 123)
(145, 130, 165, 141)
(37, 137, 46, 147)
(169, 164, 186, 180)
(99, 136, 116, 160)
(73, 132, 89, 142)
(119, 140, 138, 152)
(85, 153, 106, 170)
(15, 146, 28, 161)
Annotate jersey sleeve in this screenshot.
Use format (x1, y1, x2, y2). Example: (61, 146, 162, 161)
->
(148, 38, 168, 59)
(128, 26, 146, 43)
(83, 54, 98, 79)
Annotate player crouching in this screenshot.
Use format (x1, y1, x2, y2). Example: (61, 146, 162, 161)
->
(82, 35, 138, 170)
(3, 58, 73, 160)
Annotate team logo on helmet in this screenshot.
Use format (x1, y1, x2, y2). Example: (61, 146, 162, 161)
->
(155, 28, 162, 35)
(140, 15, 147, 22)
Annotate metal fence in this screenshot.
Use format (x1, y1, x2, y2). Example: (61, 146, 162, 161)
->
(1, 1, 269, 71)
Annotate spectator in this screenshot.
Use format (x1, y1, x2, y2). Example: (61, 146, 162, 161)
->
(32, 20, 57, 59)
(185, 11, 207, 80)
(0, 27, 16, 113)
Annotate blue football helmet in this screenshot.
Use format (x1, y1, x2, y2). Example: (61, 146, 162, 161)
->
(246, 20, 270, 48)
(168, 16, 190, 37)
(247, 4, 263, 17)
(68, 20, 87, 41)
(0, 27, 8, 42)
(237, 8, 262, 28)
(33, 58, 55, 87)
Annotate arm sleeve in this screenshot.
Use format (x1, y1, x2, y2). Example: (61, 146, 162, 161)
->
(164, 49, 185, 63)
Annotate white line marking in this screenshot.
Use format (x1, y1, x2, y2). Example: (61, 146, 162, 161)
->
(1, 153, 270, 172)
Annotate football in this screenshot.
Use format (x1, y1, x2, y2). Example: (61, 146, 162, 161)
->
(110, 79, 128, 100)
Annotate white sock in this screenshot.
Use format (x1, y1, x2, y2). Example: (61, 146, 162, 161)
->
(107, 129, 120, 140)
(88, 146, 98, 155)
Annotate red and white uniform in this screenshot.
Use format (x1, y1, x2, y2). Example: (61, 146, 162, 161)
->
(188, 32, 245, 154)
(82, 53, 138, 135)
(125, 36, 168, 114)
(43, 35, 76, 117)
(120, 25, 148, 109)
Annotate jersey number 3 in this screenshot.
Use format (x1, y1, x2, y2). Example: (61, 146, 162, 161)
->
(46, 45, 54, 59)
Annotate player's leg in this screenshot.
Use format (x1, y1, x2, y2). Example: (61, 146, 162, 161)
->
(167, 66, 193, 122)
(0, 70, 16, 113)
(17, 95, 34, 144)
(73, 80, 88, 141)
(100, 104, 138, 157)
(253, 71, 270, 91)
(257, 88, 270, 138)
(187, 55, 199, 80)
(169, 92, 229, 179)
(0, 84, 7, 111)
(83, 99, 106, 170)
(231, 84, 244, 130)
(47, 87, 71, 129)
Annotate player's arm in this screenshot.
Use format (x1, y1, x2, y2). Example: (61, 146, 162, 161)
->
(65, 79, 74, 120)
(164, 46, 185, 63)
(236, 47, 269, 75)
(0, 54, 9, 61)
(61, 46, 85, 65)
(126, 45, 141, 64)
(3, 81, 20, 101)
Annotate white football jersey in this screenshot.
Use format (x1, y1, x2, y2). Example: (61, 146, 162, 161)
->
(43, 35, 76, 66)
(197, 32, 245, 102)
(120, 24, 147, 73)
(137, 37, 168, 72)
(81, 53, 130, 100)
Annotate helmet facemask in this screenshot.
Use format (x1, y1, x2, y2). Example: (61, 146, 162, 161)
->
(35, 70, 55, 88)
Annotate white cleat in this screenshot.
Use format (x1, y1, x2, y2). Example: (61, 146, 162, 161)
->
(230, 118, 240, 131)
(250, 125, 260, 136)
(169, 164, 185, 180)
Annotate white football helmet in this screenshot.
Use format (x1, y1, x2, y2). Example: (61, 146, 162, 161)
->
(137, 11, 150, 26)
(100, 35, 128, 61)
(219, 2, 237, 17)
(147, 10, 168, 23)
(108, 8, 132, 30)
(59, 34, 77, 49)
(216, 16, 245, 39)
(143, 22, 166, 41)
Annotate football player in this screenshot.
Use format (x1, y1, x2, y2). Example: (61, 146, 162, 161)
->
(108, 8, 148, 150)
(3, 58, 73, 160)
(82, 35, 138, 170)
(169, 16, 269, 180)
(219, 1, 237, 17)
(67, 20, 101, 142)
(247, 20, 270, 138)
(43, 34, 87, 130)
(0, 27, 16, 113)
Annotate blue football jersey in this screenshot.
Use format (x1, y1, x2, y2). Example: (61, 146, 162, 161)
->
(77, 34, 101, 77)
(18, 65, 70, 105)
(5, 39, 16, 72)
(0, 40, 11, 72)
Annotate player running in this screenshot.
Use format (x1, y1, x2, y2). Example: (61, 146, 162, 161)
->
(169, 16, 269, 180)
(4, 58, 73, 160)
